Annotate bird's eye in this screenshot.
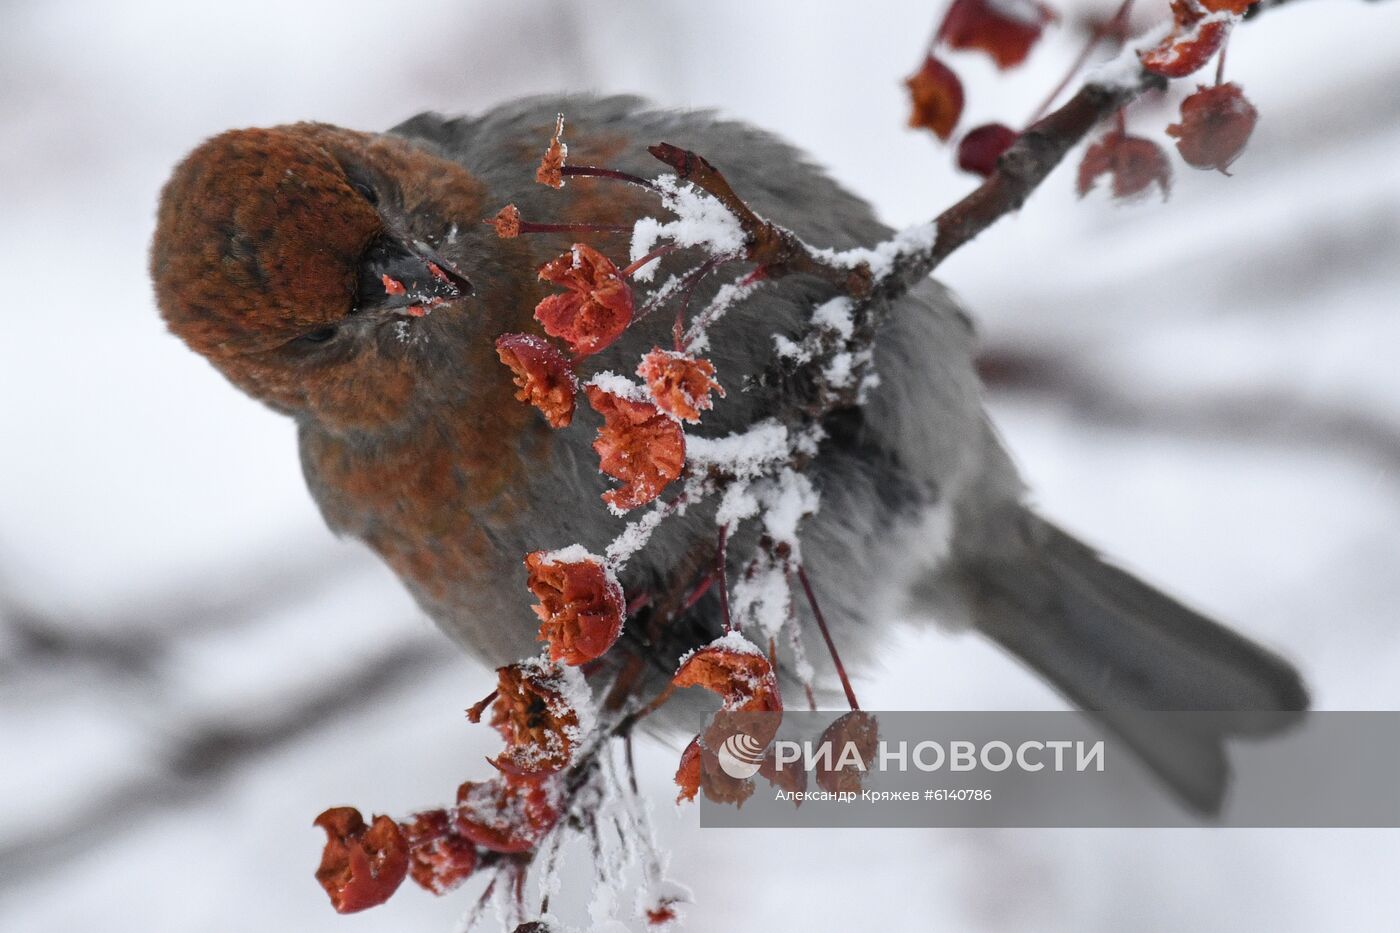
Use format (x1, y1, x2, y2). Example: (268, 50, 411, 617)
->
(298, 326, 338, 345)
(351, 181, 378, 205)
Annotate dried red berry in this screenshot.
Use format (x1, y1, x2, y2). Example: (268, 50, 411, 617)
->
(535, 244, 634, 357)
(536, 115, 567, 188)
(638, 349, 724, 423)
(490, 203, 522, 238)
(938, 0, 1058, 69)
(525, 548, 625, 665)
(646, 904, 680, 927)
(814, 711, 880, 795)
(672, 637, 782, 713)
(1140, 0, 1233, 78)
(957, 123, 1020, 177)
(312, 807, 409, 913)
(585, 383, 686, 512)
(496, 333, 577, 428)
(675, 736, 703, 803)
(399, 809, 478, 895)
(760, 743, 807, 798)
(699, 748, 756, 807)
(905, 56, 965, 141)
(453, 777, 562, 854)
(1199, 0, 1251, 13)
(488, 661, 583, 776)
(1077, 129, 1172, 200)
(1167, 82, 1258, 173)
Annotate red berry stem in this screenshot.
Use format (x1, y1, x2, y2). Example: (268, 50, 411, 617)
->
(619, 242, 679, 279)
(797, 565, 860, 711)
(561, 164, 660, 191)
(519, 219, 634, 236)
(681, 265, 768, 350)
(682, 571, 715, 609)
(673, 255, 727, 350)
(630, 254, 733, 338)
(465, 688, 498, 722)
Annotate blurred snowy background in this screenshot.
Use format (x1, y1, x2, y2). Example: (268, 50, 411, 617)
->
(2, 0, 1398, 929)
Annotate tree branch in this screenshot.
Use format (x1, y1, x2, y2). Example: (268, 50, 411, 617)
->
(647, 142, 875, 295)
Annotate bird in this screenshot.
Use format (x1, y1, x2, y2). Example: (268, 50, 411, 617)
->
(149, 94, 1307, 812)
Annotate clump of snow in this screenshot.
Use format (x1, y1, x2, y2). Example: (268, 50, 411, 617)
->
(825, 351, 854, 388)
(773, 333, 811, 363)
(686, 419, 792, 478)
(820, 221, 938, 280)
(1085, 21, 1174, 89)
(630, 174, 746, 280)
(714, 481, 760, 528)
(792, 424, 824, 457)
(539, 543, 601, 566)
(586, 371, 649, 402)
(675, 630, 767, 672)
(759, 468, 819, 547)
(768, 293, 880, 404)
(731, 552, 792, 640)
(811, 296, 855, 339)
(628, 218, 666, 283)
(773, 298, 858, 366)
(706, 629, 765, 657)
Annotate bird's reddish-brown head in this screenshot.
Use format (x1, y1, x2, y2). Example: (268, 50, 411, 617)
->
(151, 122, 484, 430)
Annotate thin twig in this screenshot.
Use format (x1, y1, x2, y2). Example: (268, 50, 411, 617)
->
(716, 524, 732, 633)
(796, 566, 859, 711)
(561, 164, 660, 191)
(648, 143, 874, 296)
(620, 242, 678, 278)
(1027, 0, 1135, 123)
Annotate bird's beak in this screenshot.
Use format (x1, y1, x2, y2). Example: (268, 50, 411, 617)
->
(354, 232, 472, 318)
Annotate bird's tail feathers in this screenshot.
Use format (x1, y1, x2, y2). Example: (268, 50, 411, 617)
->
(927, 507, 1308, 812)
